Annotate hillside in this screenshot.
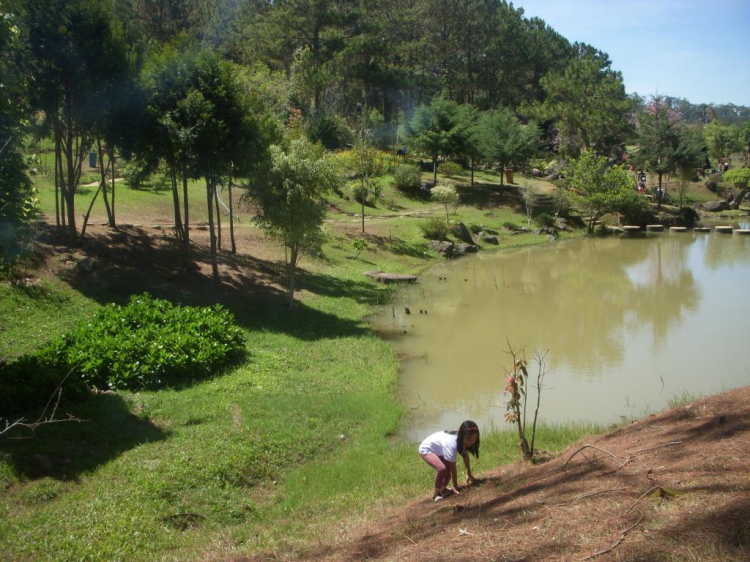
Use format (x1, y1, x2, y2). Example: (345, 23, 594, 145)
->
(233, 387, 750, 562)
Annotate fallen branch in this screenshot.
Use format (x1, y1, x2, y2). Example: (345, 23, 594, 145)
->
(0, 367, 85, 439)
(621, 487, 660, 516)
(557, 487, 627, 507)
(601, 441, 682, 476)
(564, 445, 619, 470)
(580, 515, 645, 561)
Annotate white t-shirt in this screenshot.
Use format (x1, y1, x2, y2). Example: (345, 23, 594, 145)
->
(418, 431, 458, 462)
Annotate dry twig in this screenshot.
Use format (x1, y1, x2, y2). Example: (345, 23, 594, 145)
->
(0, 367, 84, 439)
(563, 445, 619, 470)
(557, 487, 627, 507)
(621, 486, 660, 516)
(580, 515, 645, 561)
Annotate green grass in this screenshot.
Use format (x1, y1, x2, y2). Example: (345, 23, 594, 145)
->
(2, 164, 594, 561)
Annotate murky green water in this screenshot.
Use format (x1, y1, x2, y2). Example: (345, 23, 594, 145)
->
(374, 230, 750, 440)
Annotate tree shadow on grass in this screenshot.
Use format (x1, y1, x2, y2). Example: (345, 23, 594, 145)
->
(39, 224, 375, 341)
(0, 393, 168, 482)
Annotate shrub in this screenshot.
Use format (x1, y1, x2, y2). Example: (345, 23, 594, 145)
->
(351, 184, 377, 207)
(503, 221, 521, 231)
(0, 294, 247, 410)
(393, 165, 422, 191)
(704, 173, 721, 192)
(620, 197, 654, 226)
(535, 213, 556, 228)
(306, 113, 354, 150)
(468, 224, 483, 234)
(419, 218, 449, 241)
(679, 207, 699, 227)
(438, 162, 463, 178)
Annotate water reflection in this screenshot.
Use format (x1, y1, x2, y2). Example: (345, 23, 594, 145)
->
(375, 233, 750, 440)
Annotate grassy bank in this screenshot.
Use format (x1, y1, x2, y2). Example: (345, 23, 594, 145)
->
(2, 170, 596, 560)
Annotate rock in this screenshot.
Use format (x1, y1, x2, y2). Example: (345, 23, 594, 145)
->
(554, 218, 571, 232)
(702, 200, 730, 213)
(363, 271, 418, 284)
(453, 223, 474, 245)
(454, 243, 478, 256)
(483, 235, 499, 244)
(429, 240, 454, 258)
(531, 168, 543, 177)
(484, 228, 499, 235)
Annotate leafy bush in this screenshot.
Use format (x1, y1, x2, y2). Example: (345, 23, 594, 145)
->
(503, 221, 521, 231)
(419, 218, 449, 241)
(468, 224, 483, 234)
(438, 162, 463, 178)
(393, 165, 423, 191)
(351, 184, 377, 206)
(0, 295, 247, 410)
(704, 173, 721, 193)
(306, 113, 354, 150)
(679, 207, 699, 227)
(535, 213, 556, 228)
(620, 197, 654, 226)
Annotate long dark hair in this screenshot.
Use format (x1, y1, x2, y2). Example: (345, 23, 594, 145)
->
(450, 420, 480, 458)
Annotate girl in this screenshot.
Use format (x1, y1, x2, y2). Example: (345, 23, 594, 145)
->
(418, 420, 480, 501)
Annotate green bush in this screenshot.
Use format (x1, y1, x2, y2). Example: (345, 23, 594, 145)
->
(438, 162, 463, 178)
(351, 184, 377, 207)
(468, 224, 483, 234)
(679, 207, 699, 227)
(620, 197, 654, 226)
(535, 213, 556, 228)
(393, 165, 423, 191)
(0, 295, 247, 411)
(419, 218, 449, 241)
(306, 113, 354, 150)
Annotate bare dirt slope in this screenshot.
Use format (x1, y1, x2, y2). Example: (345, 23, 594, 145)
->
(236, 387, 749, 562)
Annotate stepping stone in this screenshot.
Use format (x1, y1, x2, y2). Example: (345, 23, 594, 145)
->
(646, 224, 665, 231)
(694, 227, 711, 232)
(736, 229, 750, 235)
(607, 226, 623, 234)
(669, 226, 688, 232)
(715, 226, 734, 233)
(623, 225, 642, 233)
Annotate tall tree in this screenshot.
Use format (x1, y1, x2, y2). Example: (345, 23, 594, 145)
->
(0, 2, 36, 270)
(529, 49, 632, 156)
(567, 150, 638, 232)
(478, 107, 539, 187)
(400, 97, 459, 186)
(632, 96, 696, 209)
(251, 137, 341, 308)
(24, 0, 130, 242)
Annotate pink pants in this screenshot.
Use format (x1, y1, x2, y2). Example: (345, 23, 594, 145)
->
(421, 453, 452, 491)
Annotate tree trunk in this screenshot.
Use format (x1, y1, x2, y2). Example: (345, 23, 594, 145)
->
(731, 187, 749, 210)
(288, 245, 298, 309)
(470, 156, 475, 187)
(657, 172, 663, 210)
(169, 162, 184, 241)
(110, 150, 117, 227)
(499, 160, 506, 187)
(96, 138, 114, 226)
(80, 182, 103, 240)
(432, 153, 438, 186)
(206, 178, 219, 282)
(214, 186, 222, 249)
(228, 169, 236, 254)
(54, 133, 61, 235)
(182, 162, 190, 243)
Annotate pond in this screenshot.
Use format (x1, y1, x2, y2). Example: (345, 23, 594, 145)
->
(374, 229, 750, 441)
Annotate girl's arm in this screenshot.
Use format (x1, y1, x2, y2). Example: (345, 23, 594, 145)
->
(449, 461, 460, 492)
(462, 452, 475, 483)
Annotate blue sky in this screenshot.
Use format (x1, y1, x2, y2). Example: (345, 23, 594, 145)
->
(517, 0, 750, 106)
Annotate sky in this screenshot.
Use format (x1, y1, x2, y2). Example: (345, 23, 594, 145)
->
(516, 0, 750, 106)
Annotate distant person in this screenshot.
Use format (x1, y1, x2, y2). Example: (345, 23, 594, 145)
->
(418, 420, 479, 502)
